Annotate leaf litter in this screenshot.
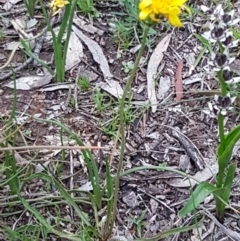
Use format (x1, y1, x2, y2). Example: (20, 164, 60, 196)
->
(1, 0, 240, 240)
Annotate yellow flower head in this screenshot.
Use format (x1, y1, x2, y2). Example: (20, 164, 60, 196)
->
(139, 0, 190, 27)
(50, 0, 69, 16)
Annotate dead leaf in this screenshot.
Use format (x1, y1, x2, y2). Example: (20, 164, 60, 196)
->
(73, 15, 104, 35)
(39, 83, 75, 92)
(4, 70, 53, 90)
(147, 33, 172, 112)
(72, 25, 123, 97)
(3, 0, 21, 10)
(169, 163, 218, 187)
(65, 31, 83, 71)
(175, 60, 184, 101)
(11, 18, 35, 48)
(122, 191, 139, 208)
(158, 76, 171, 100)
(72, 25, 112, 79)
(183, 73, 203, 85)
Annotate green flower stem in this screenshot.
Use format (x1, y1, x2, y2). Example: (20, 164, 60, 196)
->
(39, 0, 77, 82)
(62, 0, 77, 70)
(23, 0, 37, 18)
(218, 113, 225, 157)
(106, 25, 150, 237)
(216, 69, 227, 188)
(217, 70, 227, 96)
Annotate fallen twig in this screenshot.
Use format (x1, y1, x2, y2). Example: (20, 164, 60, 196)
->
(0, 145, 106, 151)
(175, 60, 184, 101)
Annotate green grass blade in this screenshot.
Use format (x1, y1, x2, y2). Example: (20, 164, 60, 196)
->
(17, 194, 83, 240)
(218, 163, 236, 216)
(135, 215, 204, 241)
(179, 182, 217, 217)
(104, 160, 114, 234)
(20, 40, 54, 75)
(52, 177, 91, 226)
(4, 152, 20, 195)
(27, 172, 91, 226)
(193, 33, 212, 52)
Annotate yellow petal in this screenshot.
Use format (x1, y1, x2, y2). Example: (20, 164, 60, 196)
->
(168, 14, 182, 27)
(171, 0, 187, 5)
(139, 7, 152, 20)
(149, 13, 160, 22)
(139, 0, 152, 11)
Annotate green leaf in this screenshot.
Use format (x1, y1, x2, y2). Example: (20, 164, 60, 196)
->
(26, 172, 90, 226)
(105, 160, 114, 230)
(4, 152, 20, 195)
(52, 177, 91, 226)
(232, 28, 240, 39)
(217, 125, 240, 168)
(179, 182, 218, 217)
(135, 215, 204, 241)
(20, 40, 54, 75)
(17, 194, 84, 241)
(193, 33, 212, 52)
(82, 150, 102, 209)
(217, 163, 236, 217)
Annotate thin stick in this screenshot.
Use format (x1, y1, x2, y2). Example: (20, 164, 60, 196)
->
(0, 145, 105, 151)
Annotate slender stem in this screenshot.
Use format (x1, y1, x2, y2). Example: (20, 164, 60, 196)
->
(218, 113, 225, 153)
(106, 25, 150, 238)
(57, 5, 71, 44)
(217, 70, 227, 96)
(62, 0, 78, 69)
(55, 44, 63, 82)
(217, 70, 226, 149)
(216, 69, 227, 188)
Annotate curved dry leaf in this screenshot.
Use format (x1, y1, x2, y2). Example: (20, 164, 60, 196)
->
(158, 76, 171, 100)
(175, 60, 183, 101)
(72, 25, 112, 79)
(3, 0, 21, 11)
(65, 31, 83, 71)
(73, 15, 104, 35)
(4, 71, 53, 90)
(72, 25, 123, 97)
(147, 33, 172, 112)
(108, 237, 128, 241)
(169, 163, 218, 188)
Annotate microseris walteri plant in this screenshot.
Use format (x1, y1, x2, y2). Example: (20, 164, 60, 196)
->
(108, 0, 191, 240)
(139, 0, 190, 26)
(179, 4, 240, 222)
(37, 0, 77, 82)
(50, 0, 69, 16)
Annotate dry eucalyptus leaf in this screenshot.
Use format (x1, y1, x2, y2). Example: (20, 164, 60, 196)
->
(3, 0, 21, 10)
(169, 163, 218, 188)
(108, 237, 128, 241)
(39, 83, 76, 92)
(72, 25, 112, 79)
(4, 70, 53, 90)
(147, 33, 172, 112)
(158, 76, 171, 100)
(4, 41, 22, 51)
(175, 60, 184, 101)
(65, 31, 83, 71)
(26, 18, 38, 29)
(73, 15, 104, 35)
(72, 25, 123, 97)
(183, 73, 203, 85)
(11, 18, 35, 48)
(100, 81, 123, 98)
